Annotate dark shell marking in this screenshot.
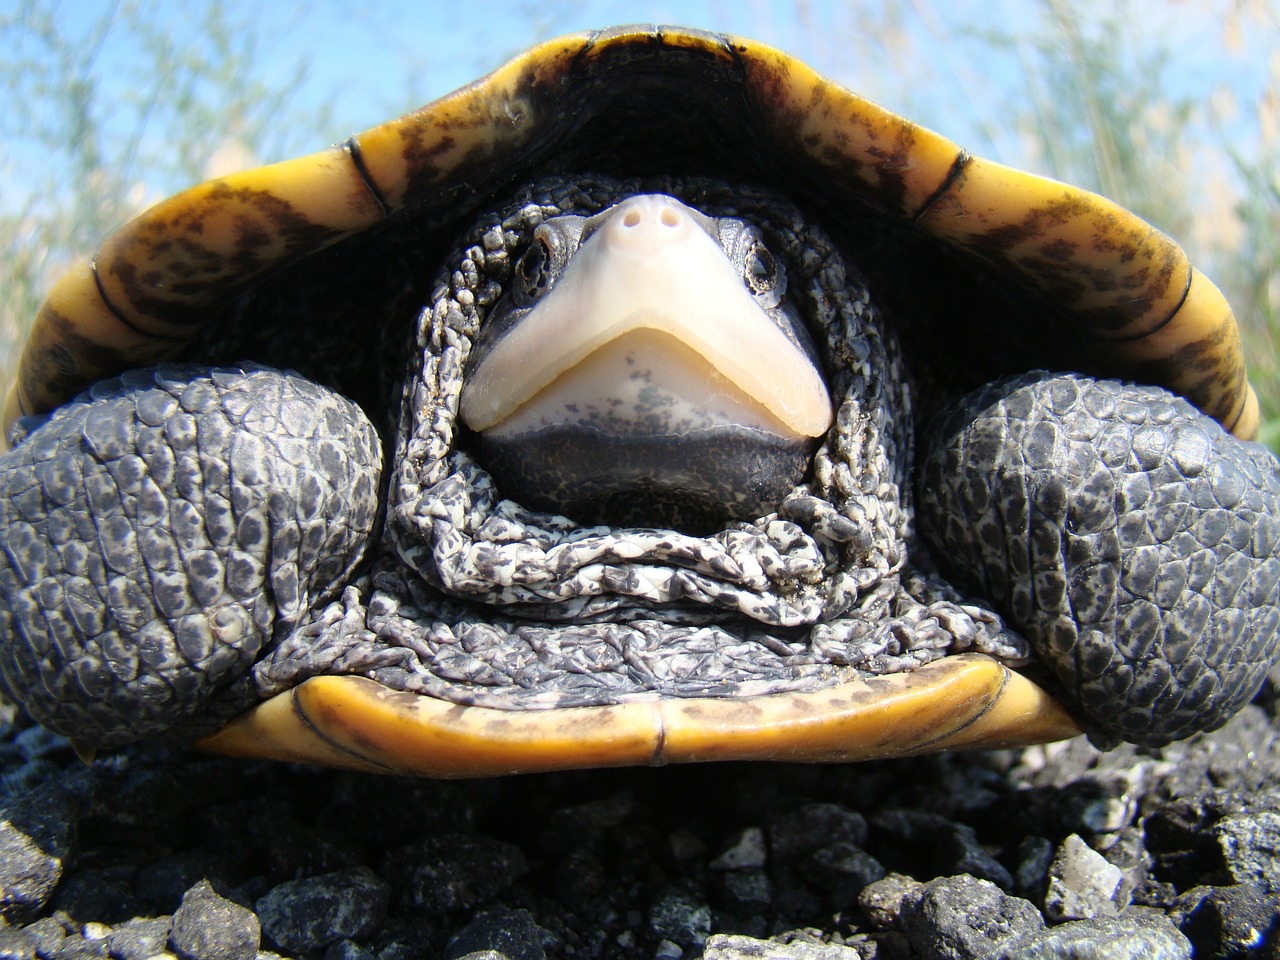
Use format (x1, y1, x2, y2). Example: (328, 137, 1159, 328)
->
(1, 25, 1277, 766)
(4, 25, 1258, 442)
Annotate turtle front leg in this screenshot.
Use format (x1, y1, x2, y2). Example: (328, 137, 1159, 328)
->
(917, 372, 1280, 747)
(0, 364, 383, 749)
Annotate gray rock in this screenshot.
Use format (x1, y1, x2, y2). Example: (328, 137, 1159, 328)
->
(711, 827, 768, 870)
(1043, 834, 1128, 922)
(1173, 883, 1280, 959)
(255, 866, 389, 954)
(719, 870, 773, 910)
(0, 926, 39, 960)
(14, 916, 66, 957)
(1014, 836, 1055, 899)
(47, 932, 110, 958)
(899, 874, 1043, 960)
(382, 834, 527, 914)
(769, 803, 867, 862)
(1214, 811, 1280, 893)
(987, 914, 1192, 959)
(857, 873, 923, 930)
(800, 841, 887, 911)
(648, 886, 711, 948)
(868, 808, 1013, 889)
(443, 908, 547, 960)
(702, 933, 865, 959)
(169, 879, 260, 960)
(106, 916, 172, 960)
(0, 780, 79, 923)
(323, 940, 378, 960)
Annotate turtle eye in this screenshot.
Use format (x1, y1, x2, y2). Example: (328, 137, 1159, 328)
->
(515, 237, 553, 304)
(744, 244, 779, 296)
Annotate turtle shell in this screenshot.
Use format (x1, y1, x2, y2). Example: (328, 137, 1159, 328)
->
(2, 25, 1265, 775)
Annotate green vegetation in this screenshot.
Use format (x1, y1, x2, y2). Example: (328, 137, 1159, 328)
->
(955, 0, 1280, 448)
(0, 0, 324, 402)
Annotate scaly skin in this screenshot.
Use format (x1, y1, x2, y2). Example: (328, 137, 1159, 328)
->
(918, 372, 1280, 747)
(0, 365, 382, 746)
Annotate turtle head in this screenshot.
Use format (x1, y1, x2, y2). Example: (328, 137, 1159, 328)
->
(458, 193, 832, 529)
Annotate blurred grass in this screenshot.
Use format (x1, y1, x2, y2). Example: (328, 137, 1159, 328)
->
(0, 0, 325, 408)
(0, 0, 1276, 447)
(958, 0, 1280, 449)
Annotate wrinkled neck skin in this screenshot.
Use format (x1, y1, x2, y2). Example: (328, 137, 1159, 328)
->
(255, 175, 1028, 711)
(393, 176, 908, 623)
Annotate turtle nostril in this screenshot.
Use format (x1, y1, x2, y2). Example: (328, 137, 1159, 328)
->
(622, 209, 641, 228)
(660, 207, 680, 227)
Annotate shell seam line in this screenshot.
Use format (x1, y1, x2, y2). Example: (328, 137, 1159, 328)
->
(90, 260, 187, 341)
(1224, 380, 1249, 435)
(291, 684, 397, 772)
(914, 151, 971, 224)
(719, 32, 748, 85)
(570, 30, 601, 77)
(345, 138, 391, 219)
(911, 662, 1010, 752)
(653, 704, 668, 767)
(1104, 267, 1193, 344)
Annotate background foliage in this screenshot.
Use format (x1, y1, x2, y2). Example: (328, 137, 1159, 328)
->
(1, 0, 1277, 445)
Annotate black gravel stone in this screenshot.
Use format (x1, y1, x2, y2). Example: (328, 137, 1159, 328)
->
(50, 866, 142, 927)
(798, 841, 887, 912)
(988, 914, 1192, 959)
(256, 867, 390, 953)
(769, 803, 867, 862)
(702, 934, 866, 959)
(868, 808, 1013, 889)
(1215, 813, 1280, 893)
(1, 680, 1280, 959)
(1013, 836, 1055, 899)
(717, 869, 773, 912)
(648, 886, 712, 948)
(899, 874, 1044, 959)
(382, 834, 527, 915)
(106, 917, 172, 960)
(0, 780, 80, 923)
(1174, 884, 1280, 959)
(0, 926, 39, 960)
(442, 908, 548, 960)
(169, 879, 260, 960)
(323, 940, 378, 960)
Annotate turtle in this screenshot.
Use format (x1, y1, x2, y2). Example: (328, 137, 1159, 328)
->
(1, 24, 1279, 777)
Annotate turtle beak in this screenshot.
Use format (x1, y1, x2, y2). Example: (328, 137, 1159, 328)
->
(457, 194, 833, 526)
(460, 194, 831, 439)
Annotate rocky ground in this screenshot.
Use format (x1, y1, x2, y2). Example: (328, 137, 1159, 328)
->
(2, 670, 1280, 960)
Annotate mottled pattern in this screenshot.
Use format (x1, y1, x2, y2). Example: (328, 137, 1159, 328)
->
(0, 366, 383, 746)
(8, 26, 1258, 443)
(0, 26, 1275, 756)
(917, 373, 1280, 746)
(246, 177, 1028, 712)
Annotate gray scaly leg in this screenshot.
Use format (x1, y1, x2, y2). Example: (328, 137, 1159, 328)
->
(0, 364, 383, 748)
(917, 372, 1280, 747)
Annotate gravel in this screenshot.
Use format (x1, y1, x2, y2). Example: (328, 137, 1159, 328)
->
(2, 671, 1280, 960)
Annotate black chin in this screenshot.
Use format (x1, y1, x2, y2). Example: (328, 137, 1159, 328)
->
(467, 424, 816, 532)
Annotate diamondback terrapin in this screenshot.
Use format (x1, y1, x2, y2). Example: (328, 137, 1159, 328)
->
(2, 25, 1278, 776)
